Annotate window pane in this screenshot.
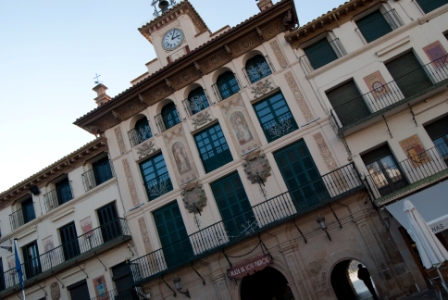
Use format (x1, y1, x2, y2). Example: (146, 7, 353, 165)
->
(93, 157, 113, 185)
(188, 88, 209, 115)
(161, 103, 180, 129)
(245, 55, 272, 83)
(139, 153, 173, 201)
(253, 92, 298, 142)
(217, 72, 240, 100)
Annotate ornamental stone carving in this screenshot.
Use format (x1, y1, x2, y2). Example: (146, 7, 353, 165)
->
(251, 79, 274, 99)
(192, 111, 212, 129)
(242, 151, 271, 184)
(50, 282, 60, 300)
(137, 141, 156, 159)
(181, 181, 207, 213)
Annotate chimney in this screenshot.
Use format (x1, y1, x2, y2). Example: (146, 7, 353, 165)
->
(257, 0, 273, 11)
(92, 83, 111, 107)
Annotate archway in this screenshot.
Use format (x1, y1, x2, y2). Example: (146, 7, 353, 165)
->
(240, 267, 294, 300)
(331, 260, 378, 300)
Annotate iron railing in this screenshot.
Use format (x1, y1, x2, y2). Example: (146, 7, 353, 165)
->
(143, 172, 173, 201)
(200, 144, 233, 173)
(9, 208, 26, 231)
(1, 219, 130, 292)
(43, 186, 74, 213)
(90, 286, 146, 300)
(331, 53, 448, 129)
(182, 90, 211, 117)
(128, 125, 153, 148)
(82, 160, 115, 192)
(211, 73, 241, 102)
(365, 145, 448, 199)
(130, 163, 363, 283)
(355, 9, 403, 43)
(299, 38, 347, 73)
(261, 111, 299, 142)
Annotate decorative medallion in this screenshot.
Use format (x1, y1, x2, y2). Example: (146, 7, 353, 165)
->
(181, 181, 207, 213)
(50, 282, 61, 300)
(192, 111, 212, 129)
(137, 141, 156, 159)
(242, 151, 271, 184)
(251, 79, 274, 99)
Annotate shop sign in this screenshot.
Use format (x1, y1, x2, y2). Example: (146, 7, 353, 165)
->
(227, 254, 272, 279)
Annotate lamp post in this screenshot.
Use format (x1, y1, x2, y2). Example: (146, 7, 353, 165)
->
(173, 275, 190, 298)
(316, 215, 332, 241)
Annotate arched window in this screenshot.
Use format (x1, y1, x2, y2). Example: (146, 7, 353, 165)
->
(161, 102, 180, 130)
(217, 71, 240, 100)
(131, 118, 152, 146)
(245, 55, 272, 84)
(187, 87, 209, 115)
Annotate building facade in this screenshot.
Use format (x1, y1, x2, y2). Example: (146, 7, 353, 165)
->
(1, 0, 448, 299)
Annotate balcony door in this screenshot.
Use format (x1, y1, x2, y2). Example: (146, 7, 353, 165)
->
(112, 262, 138, 300)
(60, 222, 80, 260)
(274, 140, 329, 212)
(425, 115, 448, 165)
(153, 202, 193, 268)
(97, 203, 121, 243)
(68, 280, 90, 299)
(385, 51, 432, 98)
(362, 145, 408, 196)
(211, 172, 256, 239)
(22, 241, 41, 279)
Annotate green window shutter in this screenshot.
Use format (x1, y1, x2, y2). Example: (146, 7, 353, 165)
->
(326, 80, 370, 126)
(356, 10, 392, 43)
(417, 0, 448, 13)
(273, 140, 328, 212)
(153, 202, 193, 267)
(253, 92, 298, 142)
(304, 38, 338, 69)
(194, 123, 232, 173)
(385, 52, 432, 98)
(211, 172, 255, 239)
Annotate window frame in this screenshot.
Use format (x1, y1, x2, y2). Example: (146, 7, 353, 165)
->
(244, 55, 273, 84)
(129, 117, 152, 147)
(139, 152, 173, 201)
(215, 71, 241, 101)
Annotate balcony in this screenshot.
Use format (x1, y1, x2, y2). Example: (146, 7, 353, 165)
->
(128, 126, 152, 148)
(182, 91, 211, 117)
(129, 163, 363, 285)
(0, 219, 131, 298)
(43, 186, 74, 213)
(82, 160, 115, 192)
(366, 146, 448, 206)
(331, 54, 448, 135)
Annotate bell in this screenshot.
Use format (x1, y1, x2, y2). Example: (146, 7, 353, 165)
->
(158, 0, 169, 12)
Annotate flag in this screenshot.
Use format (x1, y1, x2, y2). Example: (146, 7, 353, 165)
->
(14, 239, 24, 291)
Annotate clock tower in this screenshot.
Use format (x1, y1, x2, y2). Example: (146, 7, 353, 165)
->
(138, 0, 211, 69)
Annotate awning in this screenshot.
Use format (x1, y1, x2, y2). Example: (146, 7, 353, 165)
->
(385, 180, 448, 234)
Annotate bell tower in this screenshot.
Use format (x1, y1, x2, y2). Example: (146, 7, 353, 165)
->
(139, 0, 210, 68)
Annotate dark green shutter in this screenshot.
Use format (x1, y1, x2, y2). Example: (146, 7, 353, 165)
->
(274, 140, 329, 212)
(326, 80, 370, 126)
(356, 10, 392, 43)
(425, 116, 448, 140)
(153, 202, 193, 267)
(211, 172, 255, 239)
(98, 203, 121, 242)
(417, 0, 448, 13)
(304, 38, 338, 69)
(385, 52, 433, 98)
(68, 280, 90, 299)
(60, 222, 80, 260)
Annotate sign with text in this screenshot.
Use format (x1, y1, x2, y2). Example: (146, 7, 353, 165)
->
(227, 254, 272, 279)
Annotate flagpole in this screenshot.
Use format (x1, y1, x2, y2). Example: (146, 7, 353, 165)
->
(13, 239, 26, 300)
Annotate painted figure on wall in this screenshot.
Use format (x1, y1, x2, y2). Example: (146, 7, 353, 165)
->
(172, 141, 192, 175)
(230, 111, 253, 145)
(93, 275, 110, 300)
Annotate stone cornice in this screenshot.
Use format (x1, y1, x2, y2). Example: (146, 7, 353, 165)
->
(74, 0, 297, 135)
(285, 0, 386, 46)
(0, 138, 108, 207)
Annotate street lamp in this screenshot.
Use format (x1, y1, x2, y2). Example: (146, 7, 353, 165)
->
(173, 275, 190, 298)
(316, 215, 332, 241)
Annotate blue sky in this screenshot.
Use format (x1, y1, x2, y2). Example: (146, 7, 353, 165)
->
(0, 0, 344, 192)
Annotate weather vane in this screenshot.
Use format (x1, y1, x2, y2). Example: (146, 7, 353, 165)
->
(93, 73, 101, 85)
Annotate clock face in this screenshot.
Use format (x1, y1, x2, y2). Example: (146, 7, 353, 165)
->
(162, 28, 184, 51)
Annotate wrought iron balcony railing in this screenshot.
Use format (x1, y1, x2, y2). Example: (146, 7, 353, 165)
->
(299, 38, 347, 73)
(0, 219, 131, 294)
(130, 163, 363, 284)
(43, 186, 74, 213)
(331, 54, 448, 131)
(9, 208, 26, 231)
(182, 90, 211, 117)
(200, 144, 233, 173)
(81, 160, 115, 192)
(365, 145, 448, 201)
(144, 172, 173, 201)
(128, 125, 153, 148)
